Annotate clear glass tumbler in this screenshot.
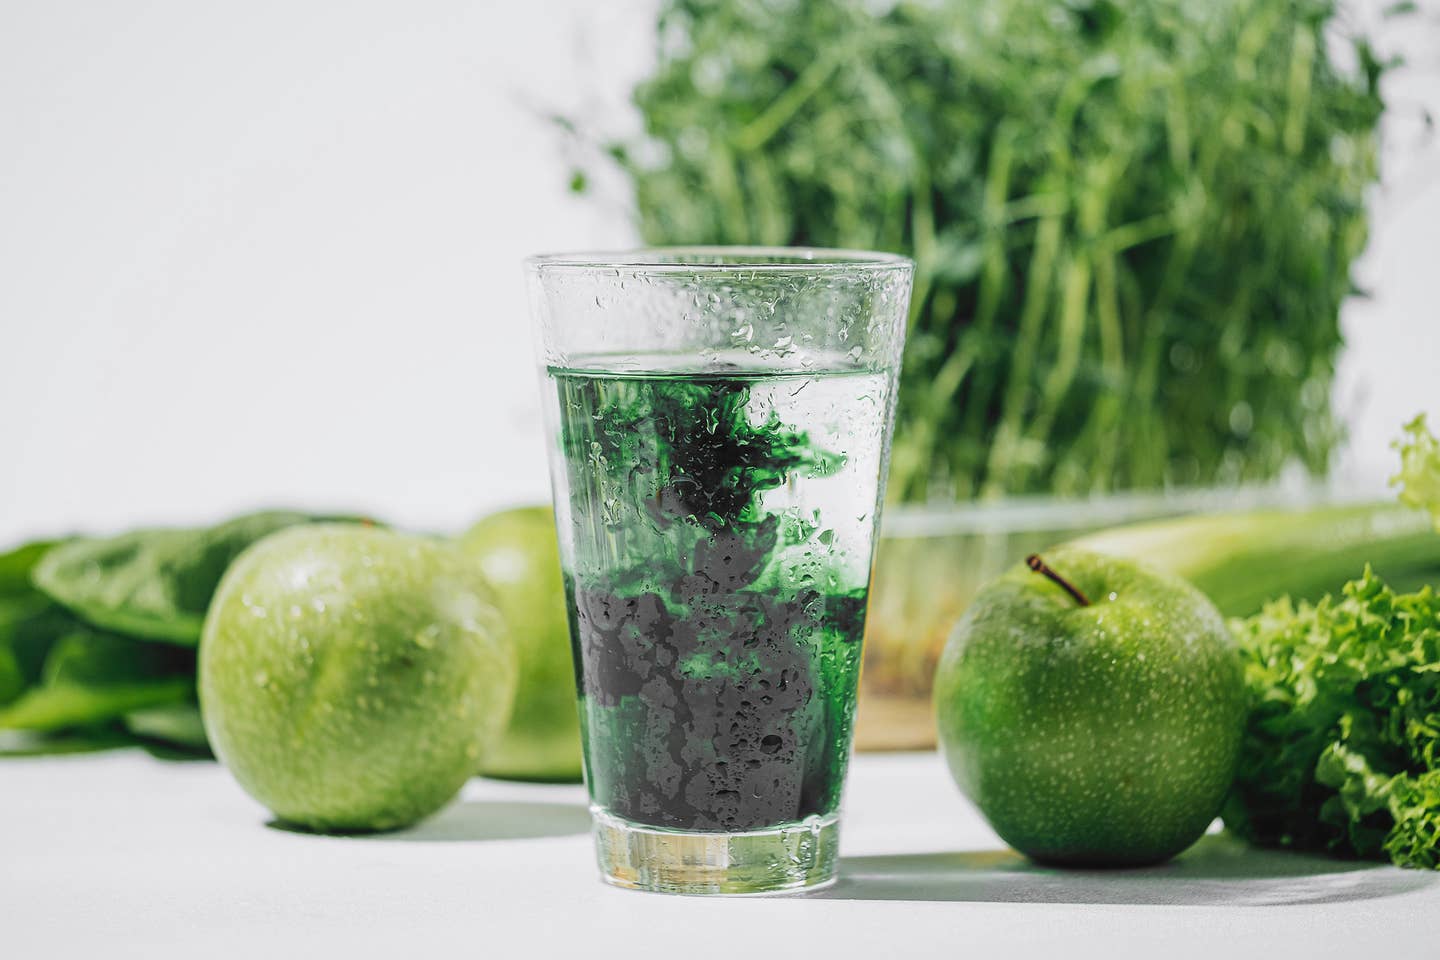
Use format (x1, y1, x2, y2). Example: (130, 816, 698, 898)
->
(526, 248, 911, 894)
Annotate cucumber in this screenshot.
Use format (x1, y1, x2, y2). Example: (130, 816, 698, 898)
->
(1068, 501, 1440, 616)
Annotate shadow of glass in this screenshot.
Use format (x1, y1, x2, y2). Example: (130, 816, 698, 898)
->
(267, 800, 593, 843)
(817, 834, 1438, 906)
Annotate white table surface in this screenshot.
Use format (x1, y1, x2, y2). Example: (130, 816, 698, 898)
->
(4, 749, 1434, 959)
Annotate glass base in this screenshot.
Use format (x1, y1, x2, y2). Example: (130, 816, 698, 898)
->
(591, 809, 839, 895)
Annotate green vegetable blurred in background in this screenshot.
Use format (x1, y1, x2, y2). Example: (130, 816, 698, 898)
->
(1394, 414, 1440, 532)
(583, 0, 1389, 501)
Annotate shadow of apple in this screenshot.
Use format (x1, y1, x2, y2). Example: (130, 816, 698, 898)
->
(816, 834, 1437, 906)
(268, 800, 592, 843)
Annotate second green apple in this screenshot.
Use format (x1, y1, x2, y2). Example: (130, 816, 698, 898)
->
(460, 506, 582, 783)
(935, 547, 1244, 866)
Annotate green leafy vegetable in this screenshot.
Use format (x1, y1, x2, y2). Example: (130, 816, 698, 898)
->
(0, 600, 73, 706)
(32, 511, 365, 645)
(0, 625, 194, 732)
(124, 703, 210, 754)
(0, 540, 68, 707)
(1225, 570, 1440, 869)
(1393, 414, 1440, 532)
(2, 537, 196, 739)
(0, 539, 59, 599)
(0, 728, 137, 757)
(0, 611, 31, 705)
(0, 511, 370, 755)
(593, 0, 1386, 500)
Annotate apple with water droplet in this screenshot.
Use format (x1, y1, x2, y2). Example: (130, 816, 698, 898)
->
(199, 525, 516, 832)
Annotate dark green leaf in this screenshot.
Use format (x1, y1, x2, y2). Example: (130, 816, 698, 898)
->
(124, 702, 211, 754)
(32, 511, 369, 645)
(0, 539, 70, 704)
(0, 539, 60, 600)
(0, 726, 136, 757)
(0, 626, 195, 732)
(0, 598, 77, 705)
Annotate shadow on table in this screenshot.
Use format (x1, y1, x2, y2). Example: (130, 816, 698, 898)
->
(817, 834, 1437, 906)
(268, 801, 593, 843)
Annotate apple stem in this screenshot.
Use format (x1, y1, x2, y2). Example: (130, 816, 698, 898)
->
(1025, 554, 1092, 607)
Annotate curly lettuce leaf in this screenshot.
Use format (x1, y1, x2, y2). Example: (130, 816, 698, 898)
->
(1224, 569, 1440, 869)
(1392, 413, 1440, 532)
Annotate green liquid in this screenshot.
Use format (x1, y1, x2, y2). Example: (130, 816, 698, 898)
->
(548, 360, 890, 832)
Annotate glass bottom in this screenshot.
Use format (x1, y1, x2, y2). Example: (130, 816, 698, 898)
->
(591, 809, 839, 895)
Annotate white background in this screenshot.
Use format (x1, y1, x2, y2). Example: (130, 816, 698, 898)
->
(1, 0, 1437, 545)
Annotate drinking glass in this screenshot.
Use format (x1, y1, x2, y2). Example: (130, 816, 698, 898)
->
(526, 247, 911, 894)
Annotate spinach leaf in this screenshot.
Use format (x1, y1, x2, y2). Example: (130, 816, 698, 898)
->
(0, 727, 137, 757)
(0, 539, 71, 706)
(0, 539, 60, 600)
(0, 625, 194, 731)
(32, 510, 366, 645)
(0, 511, 367, 742)
(0, 609, 27, 705)
(0, 598, 76, 706)
(124, 703, 210, 754)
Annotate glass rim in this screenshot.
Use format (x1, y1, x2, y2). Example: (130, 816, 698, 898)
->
(525, 245, 914, 275)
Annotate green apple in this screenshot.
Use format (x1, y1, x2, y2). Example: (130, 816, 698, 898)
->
(459, 506, 582, 782)
(199, 525, 516, 832)
(934, 547, 1244, 866)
